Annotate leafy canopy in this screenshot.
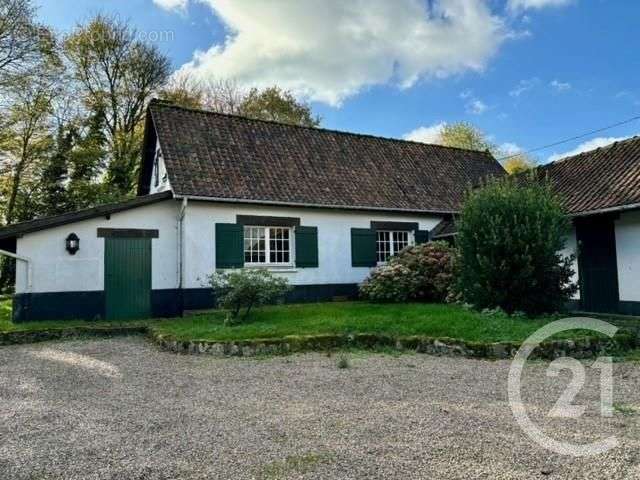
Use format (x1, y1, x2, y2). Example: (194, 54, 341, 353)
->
(455, 176, 577, 315)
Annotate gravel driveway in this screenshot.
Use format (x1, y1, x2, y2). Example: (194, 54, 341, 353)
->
(1, 337, 639, 480)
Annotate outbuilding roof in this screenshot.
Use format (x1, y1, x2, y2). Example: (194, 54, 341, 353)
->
(0, 191, 172, 241)
(535, 135, 640, 216)
(140, 100, 505, 214)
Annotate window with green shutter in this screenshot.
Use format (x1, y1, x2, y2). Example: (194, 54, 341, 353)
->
(351, 228, 377, 267)
(295, 226, 318, 268)
(215, 223, 244, 269)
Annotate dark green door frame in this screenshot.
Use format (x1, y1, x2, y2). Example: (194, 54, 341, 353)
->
(575, 215, 620, 313)
(104, 232, 153, 320)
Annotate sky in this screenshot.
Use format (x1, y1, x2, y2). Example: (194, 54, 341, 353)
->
(36, 0, 640, 164)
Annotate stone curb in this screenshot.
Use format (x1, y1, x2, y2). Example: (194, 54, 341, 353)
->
(0, 326, 148, 346)
(149, 331, 638, 360)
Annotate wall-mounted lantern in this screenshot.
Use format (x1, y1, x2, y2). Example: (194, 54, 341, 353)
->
(65, 233, 80, 255)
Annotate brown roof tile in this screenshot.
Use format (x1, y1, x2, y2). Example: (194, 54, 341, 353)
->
(146, 100, 505, 213)
(537, 136, 640, 215)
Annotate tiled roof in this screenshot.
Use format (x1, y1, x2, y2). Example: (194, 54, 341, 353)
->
(0, 191, 173, 240)
(431, 217, 457, 239)
(536, 136, 640, 215)
(145, 100, 505, 214)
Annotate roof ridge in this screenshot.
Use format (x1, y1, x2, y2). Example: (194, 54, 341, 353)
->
(542, 135, 640, 168)
(148, 98, 496, 159)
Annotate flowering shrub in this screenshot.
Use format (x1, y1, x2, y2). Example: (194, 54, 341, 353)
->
(360, 241, 455, 303)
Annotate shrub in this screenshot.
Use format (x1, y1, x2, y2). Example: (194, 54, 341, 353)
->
(455, 176, 578, 315)
(208, 269, 292, 324)
(360, 241, 456, 303)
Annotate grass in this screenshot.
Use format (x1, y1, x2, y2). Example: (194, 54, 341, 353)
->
(0, 298, 622, 345)
(152, 301, 582, 343)
(0, 299, 152, 333)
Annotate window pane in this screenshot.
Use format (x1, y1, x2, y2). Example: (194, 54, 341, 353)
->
(377, 231, 391, 263)
(244, 226, 267, 264)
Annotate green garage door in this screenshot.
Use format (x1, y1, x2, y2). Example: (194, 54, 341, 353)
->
(105, 237, 152, 320)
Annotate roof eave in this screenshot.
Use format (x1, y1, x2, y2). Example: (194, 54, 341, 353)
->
(174, 194, 457, 216)
(569, 202, 640, 218)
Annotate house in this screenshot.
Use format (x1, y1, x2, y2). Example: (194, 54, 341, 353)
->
(0, 100, 504, 322)
(3, 101, 637, 322)
(434, 136, 640, 315)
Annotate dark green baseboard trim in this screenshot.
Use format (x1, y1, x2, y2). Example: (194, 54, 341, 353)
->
(12, 284, 360, 322)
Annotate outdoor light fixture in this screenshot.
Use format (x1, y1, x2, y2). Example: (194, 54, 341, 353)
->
(65, 233, 80, 255)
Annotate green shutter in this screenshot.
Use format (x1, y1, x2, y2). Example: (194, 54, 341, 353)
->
(351, 228, 377, 267)
(216, 223, 244, 269)
(415, 230, 429, 244)
(295, 226, 318, 268)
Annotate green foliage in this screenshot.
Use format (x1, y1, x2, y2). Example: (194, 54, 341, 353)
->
(455, 176, 578, 315)
(360, 242, 456, 303)
(239, 86, 321, 127)
(209, 269, 292, 324)
(438, 122, 495, 152)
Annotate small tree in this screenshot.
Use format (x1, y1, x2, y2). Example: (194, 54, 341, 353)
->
(209, 269, 292, 324)
(455, 176, 577, 315)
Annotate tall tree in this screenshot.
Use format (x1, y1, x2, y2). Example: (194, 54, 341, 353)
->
(0, 0, 54, 87)
(64, 15, 171, 195)
(438, 122, 495, 153)
(435, 122, 536, 174)
(239, 86, 320, 127)
(0, 72, 56, 224)
(159, 76, 322, 127)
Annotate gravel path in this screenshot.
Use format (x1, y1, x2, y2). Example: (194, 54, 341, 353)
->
(0, 336, 639, 479)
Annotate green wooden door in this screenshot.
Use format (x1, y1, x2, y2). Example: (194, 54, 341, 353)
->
(105, 237, 152, 320)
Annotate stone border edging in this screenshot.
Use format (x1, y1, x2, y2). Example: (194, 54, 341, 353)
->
(150, 330, 638, 360)
(1, 324, 636, 360)
(0, 325, 148, 346)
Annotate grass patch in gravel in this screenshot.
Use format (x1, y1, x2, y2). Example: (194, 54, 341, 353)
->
(152, 301, 598, 344)
(258, 452, 334, 480)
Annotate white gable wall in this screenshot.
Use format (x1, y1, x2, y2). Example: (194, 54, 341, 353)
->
(15, 200, 179, 294)
(183, 201, 442, 289)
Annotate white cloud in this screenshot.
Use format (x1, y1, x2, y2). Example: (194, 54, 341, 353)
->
(175, 0, 507, 106)
(509, 77, 539, 97)
(508, 0, 573, 11)
(550, 79, 571, 92)
(403, 122, 447, 144)
(499, 142, 522, 155)
(467, 99, 488, 115)
(153, 0, 188, 11)
(547, 135, 632, 163)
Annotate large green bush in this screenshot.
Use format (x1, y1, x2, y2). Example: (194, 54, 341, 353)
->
(455, 176, 577, 315)
(360, 241, 455, 303)
(209, 269, 292, 324)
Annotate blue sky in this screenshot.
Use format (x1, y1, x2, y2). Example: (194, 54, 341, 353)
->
(36, 0, 640, 163)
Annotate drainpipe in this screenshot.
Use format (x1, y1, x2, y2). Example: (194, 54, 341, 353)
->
(0, 249, 32, 292)
(177, 197, 188, 314)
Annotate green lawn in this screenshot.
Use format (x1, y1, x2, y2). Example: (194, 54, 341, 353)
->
(0, 298, 614, 344)
(152, 302, 569, 343)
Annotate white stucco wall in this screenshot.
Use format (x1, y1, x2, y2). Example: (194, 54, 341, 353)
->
(183, 201, 442, 289)
(15, 200, 179, 294)
(616, 210, 640, 302)
(14, 198, 442, 294)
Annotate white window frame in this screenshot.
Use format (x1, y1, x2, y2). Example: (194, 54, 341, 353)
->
(376, 230, 414, 264)
(243, 226, 295, 267)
